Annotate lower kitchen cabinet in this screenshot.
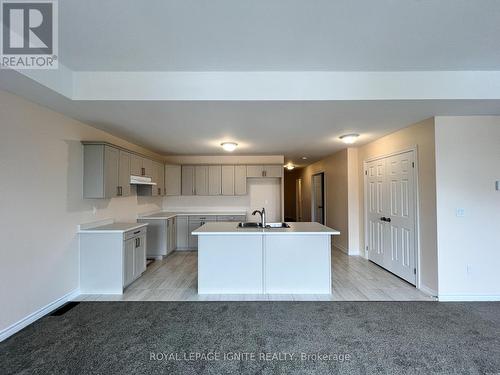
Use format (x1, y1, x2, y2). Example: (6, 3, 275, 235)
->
(176, 216, 189, 250)
(79, 225, 147, 294)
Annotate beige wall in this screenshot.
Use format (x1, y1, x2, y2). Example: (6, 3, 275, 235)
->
(299, 149, 350, 252)
(357, 118, 438, 293)
(0, 90, 164, 332)
(434, 116, 500, 299)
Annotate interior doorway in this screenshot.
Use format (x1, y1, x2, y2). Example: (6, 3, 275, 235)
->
(311, 172, 325, 224)
(364, 149, 418, 285)
(295, 178, 303, 221)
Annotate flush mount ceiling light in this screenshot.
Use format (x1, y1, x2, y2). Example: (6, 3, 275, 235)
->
(220, 142, 238, 152)
(285, 163, 295, 170)
(301, 156, 308, 160)
(339, 133, 360, 144)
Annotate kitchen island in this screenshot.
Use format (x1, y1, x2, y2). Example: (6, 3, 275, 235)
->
(193, 222, 340, 294)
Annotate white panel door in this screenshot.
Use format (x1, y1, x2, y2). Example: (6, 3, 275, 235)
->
(385, 152, 416, 284)
(366, 150, 417, 284)
(366, 158, 386, 267)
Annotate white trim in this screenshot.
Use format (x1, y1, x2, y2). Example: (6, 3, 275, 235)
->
(363, 146, 420, 286)
(419, 284, 438, 298)
(438, 295, 500, 302)
(311, 171, 327, 225)
(0, 289, 80, 342)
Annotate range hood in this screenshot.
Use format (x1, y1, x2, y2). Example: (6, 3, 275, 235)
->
(130, 175, 156, 185)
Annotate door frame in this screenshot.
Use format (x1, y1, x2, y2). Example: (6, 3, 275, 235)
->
(295, 178, 303, 221)
(311, 171, 326, 225)
(363, 146, 422, 289)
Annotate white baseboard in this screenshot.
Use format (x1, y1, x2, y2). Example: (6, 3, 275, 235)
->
(419, 284, 438, 298)
(0, 289, 80, 342)
(438, 294, 500, 302)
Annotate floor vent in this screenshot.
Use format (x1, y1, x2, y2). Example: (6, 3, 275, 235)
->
(50, 302, 80, 316)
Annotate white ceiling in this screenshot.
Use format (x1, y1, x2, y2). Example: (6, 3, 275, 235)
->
(59, 0, 500, 71)
(2, 1, 500, 165)
(2, 69, 500, 166)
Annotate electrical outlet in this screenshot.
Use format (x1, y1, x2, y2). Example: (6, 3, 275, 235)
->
(466, 265, 472, 275)
(456, 208, 465, 217)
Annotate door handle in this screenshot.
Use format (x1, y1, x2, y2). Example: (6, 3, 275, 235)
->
(380, 217, 392, 223)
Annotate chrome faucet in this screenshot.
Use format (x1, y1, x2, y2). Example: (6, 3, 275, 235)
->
(252, 207, 266, 227)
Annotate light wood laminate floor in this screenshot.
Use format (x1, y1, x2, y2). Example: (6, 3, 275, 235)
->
(76, 249, 434, 302)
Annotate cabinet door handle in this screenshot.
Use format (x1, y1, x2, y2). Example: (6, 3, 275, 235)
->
(134, 230, 140, 234)
(141, 167, 145, 176)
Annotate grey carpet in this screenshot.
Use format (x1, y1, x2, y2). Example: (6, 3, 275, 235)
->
(1, 302, 499, 374)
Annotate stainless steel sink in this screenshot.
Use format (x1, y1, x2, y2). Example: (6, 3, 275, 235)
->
(265, 222, 291, 228)
(237, 222, 262, 228)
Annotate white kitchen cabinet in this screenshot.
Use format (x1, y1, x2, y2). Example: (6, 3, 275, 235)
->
(142, 158, 154, 178)
(221, 165, 235, 195)
(264, 165, 283, 178)
(79, 225, 147, 294)
(167, 217, 177, 252)
(246, 165, 283, 178)
(246, 165, 263, 178)
(208, 165, 222, 195)
(124, 238, 135, 286)
(176, 216, 189, 249)
(151, 161, 165, 197)
(182, 166, 195, 195)
(165, 165, 182, 196)
(195, 165, 209, 195)
(118, 151, 131, 197)
(188, 220, 199, 249)
(130, 154, 143, 176)
(234, 165, 247, 195)
(83, 144, 120, 199)
(158, 162, 165, 196)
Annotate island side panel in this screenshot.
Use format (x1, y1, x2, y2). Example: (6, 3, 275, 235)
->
(264, 234, 331, 294)
(198, 235, 264, 294)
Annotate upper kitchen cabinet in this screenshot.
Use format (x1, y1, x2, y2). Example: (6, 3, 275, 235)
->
(234, 165, 247, 195)
(83, 141, 163, 199)
(181, 166, 195, 195)
(195, 166, 209, 196)
(263, 165, 283, 178)
(165, 165, 181, 195)
(83, 144, 120, 199)
(246, 165, 283, 178)
(221, 165, 234, 195)
(118, 150, 131, 197)
(208, 165, 222, 196)
(130, 154, 143, 176)
(130, 154, 154, 178)
(158, 162, 165, 196)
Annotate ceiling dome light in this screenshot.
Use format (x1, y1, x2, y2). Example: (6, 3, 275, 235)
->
(220, 142, 238, 152)
(301, 156, 308, 160)
(339, 133, 360, 144)
(285, 163, 295, 171)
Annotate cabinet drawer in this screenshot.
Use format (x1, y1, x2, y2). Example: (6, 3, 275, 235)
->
(188, 215, 216, 222)
(216, 215, 246, 222)
(124, 227, 147, 241)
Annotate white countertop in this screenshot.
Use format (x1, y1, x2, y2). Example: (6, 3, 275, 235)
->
(192, 222, 340, 235)
(138, 211, 247, 220)
(78, 222, 148, 234)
